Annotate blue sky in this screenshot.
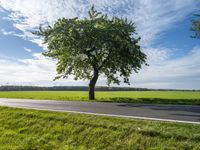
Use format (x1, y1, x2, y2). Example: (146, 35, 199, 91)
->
(0, 0, 199, 89)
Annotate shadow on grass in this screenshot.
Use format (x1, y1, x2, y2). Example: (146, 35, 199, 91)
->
(98, 97, 200, 105)
(137, 129, 189, 142)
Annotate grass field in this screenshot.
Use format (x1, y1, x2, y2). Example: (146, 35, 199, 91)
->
(0, 91, 200, 105)
(0, 106, 200, 150)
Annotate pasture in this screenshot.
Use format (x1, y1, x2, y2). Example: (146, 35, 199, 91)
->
(0, 91, 200, 105)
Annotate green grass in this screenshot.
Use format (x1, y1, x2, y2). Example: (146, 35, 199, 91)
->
(0, 91, 200, 105)
(0, 106, 200, 150)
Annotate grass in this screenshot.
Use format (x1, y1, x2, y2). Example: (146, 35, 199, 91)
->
(0, 106, 200, 150)
(0, 91, 200, 105)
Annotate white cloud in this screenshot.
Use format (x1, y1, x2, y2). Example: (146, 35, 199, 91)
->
(0, 29, 16, 35)
(143, 47, 171, 64)
(0, 54, 55, 82)
(24, 47, 32, 53)
(0, 6, 4, 12)
(0, 53, 88, 86)
(130, 47, 200, 89)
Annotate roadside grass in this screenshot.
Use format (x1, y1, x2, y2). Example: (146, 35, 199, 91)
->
(0, 91, 200, 105)
(0, 106, 200, 150)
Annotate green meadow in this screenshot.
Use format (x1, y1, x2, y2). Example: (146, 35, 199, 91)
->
(0, 91, 200, 105)
(0, 106, 200, 150)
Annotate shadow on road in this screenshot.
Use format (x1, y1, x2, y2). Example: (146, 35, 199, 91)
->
(106, 97, 200, 106)
(116, 102, 200, 119)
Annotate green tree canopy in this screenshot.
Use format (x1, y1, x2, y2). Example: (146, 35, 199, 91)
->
(191, 14, 200, 38)
(35, 6, 147, 100)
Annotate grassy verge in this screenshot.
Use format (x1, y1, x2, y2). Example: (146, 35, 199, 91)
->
(0, 106, 200, 150)
(0, 91, 200, 105)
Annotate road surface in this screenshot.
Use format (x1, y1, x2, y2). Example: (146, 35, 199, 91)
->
(0, 98, 200, 124)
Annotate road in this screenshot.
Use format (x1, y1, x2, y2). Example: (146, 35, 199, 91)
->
(0, 98, 200, 124)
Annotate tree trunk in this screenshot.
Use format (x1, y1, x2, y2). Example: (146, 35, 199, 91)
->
(89, 69, 98, 100)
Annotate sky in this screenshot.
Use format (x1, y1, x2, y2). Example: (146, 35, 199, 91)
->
(0, 0, 199, 89)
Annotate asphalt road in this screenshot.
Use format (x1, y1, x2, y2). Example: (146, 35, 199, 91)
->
(0, 98, 200, 124)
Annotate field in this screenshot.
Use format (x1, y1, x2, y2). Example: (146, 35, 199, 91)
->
(0, 91, 200, 105)
(0, 106, 200, 150)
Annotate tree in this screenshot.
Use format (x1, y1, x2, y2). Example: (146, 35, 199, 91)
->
(35, 6, 147, 100)
(191, 14, 200, 38)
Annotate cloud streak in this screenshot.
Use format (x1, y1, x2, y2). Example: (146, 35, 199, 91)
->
(24, 47, 32, 53)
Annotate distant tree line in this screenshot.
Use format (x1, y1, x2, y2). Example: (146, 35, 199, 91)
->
(0, 86, 199, 92)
